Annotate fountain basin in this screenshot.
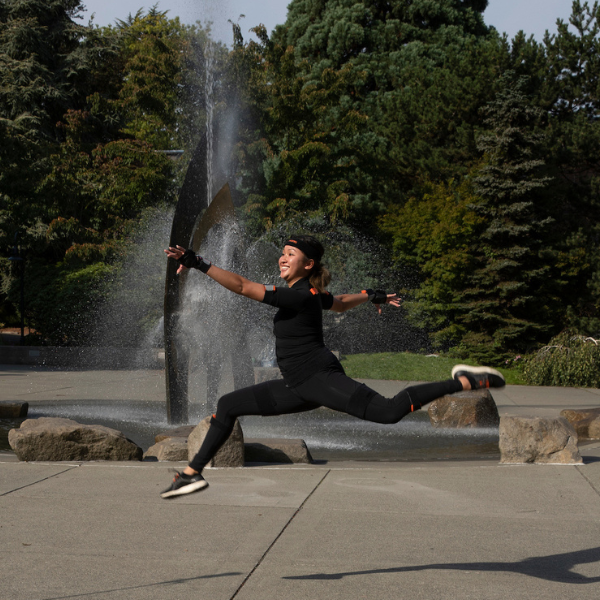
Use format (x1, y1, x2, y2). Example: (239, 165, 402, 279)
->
(1, 400, 499, 462)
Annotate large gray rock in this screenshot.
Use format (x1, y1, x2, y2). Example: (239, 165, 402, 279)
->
(8, 417, 142, 461)
(0, 401, 28, 419)
(245, 438, 313, 464)
(144, 437, 188, 462)
(499, 416, 582, 464)
(187, 416, 244, 468)
(428, 390, 500, 428)
(560, 408, 600, 441)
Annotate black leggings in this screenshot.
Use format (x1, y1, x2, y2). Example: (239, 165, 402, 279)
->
(188, 368, 463, 472)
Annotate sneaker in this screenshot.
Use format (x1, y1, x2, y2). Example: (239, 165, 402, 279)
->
(451, 364, 505, 390)
(160, 471, 208, 499)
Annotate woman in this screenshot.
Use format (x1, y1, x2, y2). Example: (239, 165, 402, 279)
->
(161, 235, 504, 498)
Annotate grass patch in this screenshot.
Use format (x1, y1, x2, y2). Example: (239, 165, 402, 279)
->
(340, 352, 526, 385)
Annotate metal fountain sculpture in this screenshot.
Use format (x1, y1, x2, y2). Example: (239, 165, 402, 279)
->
(163, 128, 253, 424)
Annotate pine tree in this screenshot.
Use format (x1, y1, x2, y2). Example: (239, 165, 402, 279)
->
(0, 0, 104, 243)
(542, 0, 600, 335)
(271, 0, 500, 200)
(458, 73, 555, 360)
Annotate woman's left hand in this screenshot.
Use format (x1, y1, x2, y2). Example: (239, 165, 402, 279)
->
(375, 293, 401, 315)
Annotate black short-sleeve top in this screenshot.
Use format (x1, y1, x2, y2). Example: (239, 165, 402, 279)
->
(261, 277, 341, 386)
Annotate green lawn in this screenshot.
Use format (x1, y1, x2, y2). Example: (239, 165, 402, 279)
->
(340, 352, 526, 385)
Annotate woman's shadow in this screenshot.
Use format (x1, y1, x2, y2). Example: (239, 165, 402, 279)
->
(284, 546, 600, 584)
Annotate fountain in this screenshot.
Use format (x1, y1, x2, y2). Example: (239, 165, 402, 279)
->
(0, 24, 500, 462)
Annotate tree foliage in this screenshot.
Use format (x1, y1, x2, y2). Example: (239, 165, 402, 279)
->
(454, 74, 556, 360)
(379, 177, 483, 350)
(0, 2, 220, 341)
(271, 0, 500, 202)
(1, 0, 600, 362)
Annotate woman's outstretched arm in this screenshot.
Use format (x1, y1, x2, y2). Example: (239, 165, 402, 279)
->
(330, 291, 400, 314)
(164, 245, 266, 302)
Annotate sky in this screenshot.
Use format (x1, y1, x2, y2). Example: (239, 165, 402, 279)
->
(78, 0, 577, 45)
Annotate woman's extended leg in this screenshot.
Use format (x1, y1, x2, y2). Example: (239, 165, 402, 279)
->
(161, 380, 314, 498)
(291, 365, 504, 425)
(364, 379, 463, 423)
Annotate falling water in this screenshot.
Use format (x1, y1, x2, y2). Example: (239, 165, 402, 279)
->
(204, 38, 215, 203)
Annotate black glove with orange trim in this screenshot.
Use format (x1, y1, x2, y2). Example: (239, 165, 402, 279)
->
(178, 249, 212, 273)
(362, 289, 388, 304)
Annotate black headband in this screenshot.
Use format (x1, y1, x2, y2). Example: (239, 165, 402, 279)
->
(285, 238, 322, 262)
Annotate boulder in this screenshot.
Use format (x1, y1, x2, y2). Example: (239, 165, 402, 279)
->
(560, 408, 600, 441)
(499, 416, 582, 464)
(154, 425, 195, 444)
(245, 438, 313, 464)
(144, 437, 188, 461)
(8, 417, 142, 461)
(187, 416, 244, 468)
(428, 390, 500, 428)
(0, 402, 28, 419)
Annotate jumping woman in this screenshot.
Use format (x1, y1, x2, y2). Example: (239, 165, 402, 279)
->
(161, 235, 505, 498)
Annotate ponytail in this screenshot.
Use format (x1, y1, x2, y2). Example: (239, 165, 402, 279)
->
(309, 262, 331, 293)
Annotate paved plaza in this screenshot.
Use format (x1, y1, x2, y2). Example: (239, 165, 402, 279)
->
(1, 365, 600, 599)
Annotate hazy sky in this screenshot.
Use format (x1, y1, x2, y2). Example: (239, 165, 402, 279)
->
(78, 0, 576, 45)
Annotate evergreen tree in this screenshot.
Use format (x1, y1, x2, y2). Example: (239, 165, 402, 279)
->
(266, 0, 501, 218)
(542, 1, 600, 335)
(0, 0, 93, 241)
(231, 25, 372, 233)
(458, 74, 555, 360)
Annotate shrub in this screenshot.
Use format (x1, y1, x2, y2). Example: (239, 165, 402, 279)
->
(19, 261, 115, 345)
(523, 330, 600, 388)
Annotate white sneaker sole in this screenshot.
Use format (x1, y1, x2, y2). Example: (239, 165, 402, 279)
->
(451, 364, 504, 381)
(160, 479, 209, 499)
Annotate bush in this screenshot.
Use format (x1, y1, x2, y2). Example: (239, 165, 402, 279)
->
(523, 331, 600, 388)
(19, 261, 115, 345)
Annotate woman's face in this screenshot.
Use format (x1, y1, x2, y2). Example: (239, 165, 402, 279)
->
(279, 245, 313, 285)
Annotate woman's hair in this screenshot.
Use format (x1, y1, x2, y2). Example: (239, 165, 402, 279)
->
(292, 235, 331, 292)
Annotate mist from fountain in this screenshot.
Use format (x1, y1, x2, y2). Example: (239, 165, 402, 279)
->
(87, 206, 175, 362)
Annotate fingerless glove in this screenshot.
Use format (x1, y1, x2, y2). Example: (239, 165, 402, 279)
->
(177, 249, 212, 273)
(362, 289, 387, 304)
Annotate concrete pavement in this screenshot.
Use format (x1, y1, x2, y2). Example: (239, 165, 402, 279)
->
(1, 365, 600, 599)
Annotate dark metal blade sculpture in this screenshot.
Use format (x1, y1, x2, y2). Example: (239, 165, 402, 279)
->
(164, 142, 253, 424)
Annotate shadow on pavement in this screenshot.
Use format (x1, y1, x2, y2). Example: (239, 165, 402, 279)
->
(284, 546, 600, 584)
(38, 572, 243, 600)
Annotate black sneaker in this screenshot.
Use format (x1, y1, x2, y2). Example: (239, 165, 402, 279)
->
(160, 471, 208, 499)
(451, 365, 505, 390)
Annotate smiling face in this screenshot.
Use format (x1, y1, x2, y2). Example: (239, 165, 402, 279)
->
(279, 245, 314, 286)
